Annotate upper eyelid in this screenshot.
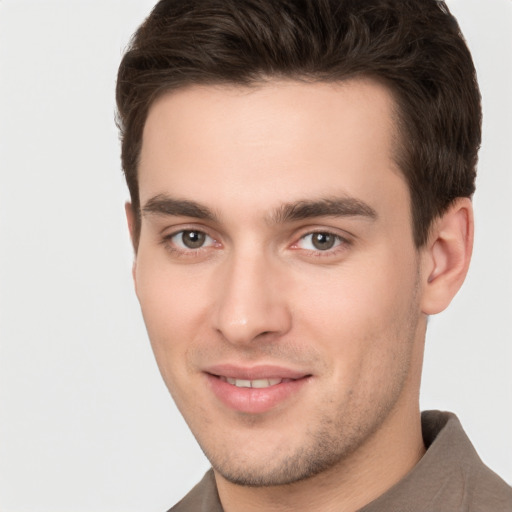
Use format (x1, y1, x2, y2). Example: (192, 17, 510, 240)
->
(294, 232, 348, 249)
(161, 229, 218, 255)
(165, 228, 215, 240)
(162, 223, 217, 238)
(294, 226, 353, 242)
(300, 231, 345, 241)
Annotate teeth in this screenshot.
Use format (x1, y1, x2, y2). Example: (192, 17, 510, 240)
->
(234, 378, 251, 387)
(252, 378, 282, 388)
(224, 377, 283, 388)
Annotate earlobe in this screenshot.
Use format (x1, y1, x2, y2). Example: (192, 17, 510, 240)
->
(125, 202, 136, 244)
(124, 202, 138, 285)
(125, 201, 141, 253)
(420, 198, 474, 315)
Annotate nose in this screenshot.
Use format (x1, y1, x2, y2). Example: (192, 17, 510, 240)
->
(212, 251, 292, 346)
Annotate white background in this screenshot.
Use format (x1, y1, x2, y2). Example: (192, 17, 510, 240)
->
(0, 1, 511, 511)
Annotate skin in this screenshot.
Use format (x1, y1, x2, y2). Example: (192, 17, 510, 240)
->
(128, 79, 473, 512)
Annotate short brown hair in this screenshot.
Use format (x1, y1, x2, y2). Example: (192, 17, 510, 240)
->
(116, 0, 481, 247)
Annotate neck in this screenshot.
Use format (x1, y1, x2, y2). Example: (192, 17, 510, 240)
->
(215, 400, 425, 512)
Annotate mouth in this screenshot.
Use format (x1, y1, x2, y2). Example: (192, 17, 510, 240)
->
(218, 376, 295, 388)
(204, 365, 312, 414)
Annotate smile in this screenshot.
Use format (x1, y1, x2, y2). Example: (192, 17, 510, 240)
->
(205, 366, 311, 414)
(219, 377, 294, 388)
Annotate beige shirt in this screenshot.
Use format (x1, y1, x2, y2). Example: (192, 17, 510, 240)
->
(169, 411, 512, 512)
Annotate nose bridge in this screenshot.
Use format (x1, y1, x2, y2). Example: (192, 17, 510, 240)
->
(213, 245, 291, 345)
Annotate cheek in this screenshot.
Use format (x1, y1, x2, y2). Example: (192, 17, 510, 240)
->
(136, 246, 210, 326)
(294, 250, 420, 365)
(134, 252, 210, 380)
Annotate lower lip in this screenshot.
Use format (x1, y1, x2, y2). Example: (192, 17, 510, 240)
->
(205, 374, 310, 414)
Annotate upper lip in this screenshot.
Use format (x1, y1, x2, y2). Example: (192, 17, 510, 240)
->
(205, 363, 310, 381)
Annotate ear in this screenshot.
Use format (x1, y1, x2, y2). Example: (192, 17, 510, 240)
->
(125, 202, 138, 284)
(420, 198, 474, 315)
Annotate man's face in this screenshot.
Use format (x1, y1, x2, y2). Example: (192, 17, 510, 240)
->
(132, 80, 428, 486)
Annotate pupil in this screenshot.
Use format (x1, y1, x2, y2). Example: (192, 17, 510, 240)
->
(312, 233, 335, 250)
(182, 231, 205, 249)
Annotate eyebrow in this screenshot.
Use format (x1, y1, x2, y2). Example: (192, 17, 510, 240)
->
(269, 197, 377, 224)
(142, 195, 219, 222)
(141, 194, 377, 224)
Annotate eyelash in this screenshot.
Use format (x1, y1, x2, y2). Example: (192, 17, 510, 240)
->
(161, 229, 219, 257)
(161, 228, 351, 258)
(291, 231, 350, 257)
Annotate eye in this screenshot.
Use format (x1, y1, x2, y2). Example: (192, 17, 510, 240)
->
(170, 230, 215, 250)
(297, 232, 343, 251)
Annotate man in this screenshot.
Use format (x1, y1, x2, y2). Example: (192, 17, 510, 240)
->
(115, 0, 512, 510)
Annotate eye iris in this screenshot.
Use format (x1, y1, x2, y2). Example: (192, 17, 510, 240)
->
(312, 233, 336, 250)
(182, 231, 206, 249)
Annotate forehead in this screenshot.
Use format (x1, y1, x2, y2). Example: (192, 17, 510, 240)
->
(138, 79, 406, 219)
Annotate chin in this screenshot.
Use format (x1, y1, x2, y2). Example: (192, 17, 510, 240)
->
(203, 429, 355, 488)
